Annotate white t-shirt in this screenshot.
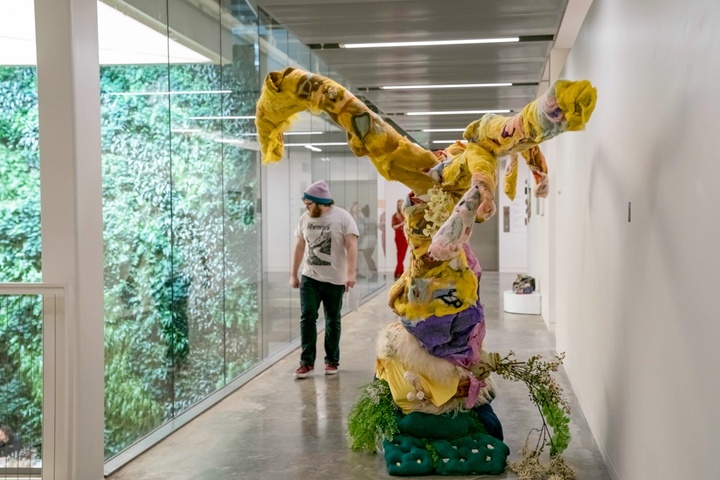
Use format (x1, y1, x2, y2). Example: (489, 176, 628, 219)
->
(295, 206, 359, 286)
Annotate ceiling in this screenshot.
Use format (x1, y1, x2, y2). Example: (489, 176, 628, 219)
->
(248, 0, 580, 150)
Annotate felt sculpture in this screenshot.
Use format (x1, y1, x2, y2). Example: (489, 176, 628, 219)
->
(256, 67, 597, 476)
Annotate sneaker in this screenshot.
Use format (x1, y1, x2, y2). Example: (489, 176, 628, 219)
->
(324, 364, 338, 375)
(294, 365, 313, 379)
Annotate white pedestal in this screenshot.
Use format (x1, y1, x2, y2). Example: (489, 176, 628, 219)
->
(503, 290, 542, 315)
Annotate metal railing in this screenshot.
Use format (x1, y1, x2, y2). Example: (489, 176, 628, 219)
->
(0, 283, 66, 480)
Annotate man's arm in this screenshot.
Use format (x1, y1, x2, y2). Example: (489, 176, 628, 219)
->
(344, 234, 358, 291)
(290, 237, 305, 288)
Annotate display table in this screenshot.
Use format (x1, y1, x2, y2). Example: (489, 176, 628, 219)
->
(503, 290, 542, 315)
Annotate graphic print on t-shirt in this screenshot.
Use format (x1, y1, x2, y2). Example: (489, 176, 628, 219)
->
(307, 223, 332, 265)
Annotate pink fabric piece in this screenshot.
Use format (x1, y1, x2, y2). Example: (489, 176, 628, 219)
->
(456, 322, 486, 408)
(464, 243, 482, 279)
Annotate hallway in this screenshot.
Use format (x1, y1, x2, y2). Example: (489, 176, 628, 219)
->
(108, 273, 609, 480)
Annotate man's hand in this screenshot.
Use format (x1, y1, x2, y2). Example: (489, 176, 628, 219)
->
(289, 275, 300, 289)
(345, 273, 356, 292)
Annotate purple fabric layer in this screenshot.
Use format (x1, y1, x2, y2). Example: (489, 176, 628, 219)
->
(401, 302, 485, 368)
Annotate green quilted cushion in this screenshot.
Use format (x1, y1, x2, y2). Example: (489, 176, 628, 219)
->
(431, 432, 509, 475)
(395, 411, 478, 439)
(383, 435, 435, 476)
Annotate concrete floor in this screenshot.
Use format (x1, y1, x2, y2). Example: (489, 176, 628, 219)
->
(108, 272, 610, 480)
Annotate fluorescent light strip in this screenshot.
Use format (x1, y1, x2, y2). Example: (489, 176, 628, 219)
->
(406, 109, 510, 116)
(242, 131, 324, 136)
(190, 115, 256, 120)
(423, 128, 466, 132)
(304, 145, 322, 152)
(340, 37, 519, 49)
(107, 90, 231, 96)
(381, 83, 512, 90)
(284, 142, 347, 147)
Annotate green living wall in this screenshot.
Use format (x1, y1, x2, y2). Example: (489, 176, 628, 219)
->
(0, 67, 42, 457)
(0, 55, 262, 459)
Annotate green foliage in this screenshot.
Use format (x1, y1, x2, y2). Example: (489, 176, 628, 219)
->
(1, 60, 263, 459)
(0, 68, 41, 284)
(0, 297, 43, 451)
(99, 62, 262, 455)
(494, 351, 575, 479)
(0, 67, 43, 453)
(347, 379, 400, 453)
(543, 400, 571, 456)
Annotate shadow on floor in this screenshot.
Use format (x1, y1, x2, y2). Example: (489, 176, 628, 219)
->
(108, 272, 610, 480)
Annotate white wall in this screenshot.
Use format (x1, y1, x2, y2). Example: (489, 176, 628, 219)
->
(498, 158, 530, 272)
(264, 152, 390, 273)
(263, 149, 315, 273)
(537, 1, 720, 478)
(527, 141, 557, 327)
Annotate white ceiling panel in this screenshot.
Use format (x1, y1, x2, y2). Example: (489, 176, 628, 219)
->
(250, 0, 570, 148)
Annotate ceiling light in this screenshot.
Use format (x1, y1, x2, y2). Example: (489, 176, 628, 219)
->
(381, 83, 512, 90)
(340, 38, 519, 49)
(406, 109, 510, 116)
(242, 131, 324, 136)
(284, 142, 348, 147)
(190, 116, 256, 120)
(422, 128, 466, 132)
(304, 145, 322, 152)
(107, 90, 231, 96)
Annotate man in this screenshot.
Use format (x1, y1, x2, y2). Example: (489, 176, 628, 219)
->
(290, 180, 358, 378)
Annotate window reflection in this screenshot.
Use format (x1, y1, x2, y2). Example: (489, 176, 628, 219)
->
(1, 0, 389, 467)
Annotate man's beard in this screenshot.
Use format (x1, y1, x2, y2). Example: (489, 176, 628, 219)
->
(308, 204, 323, 217)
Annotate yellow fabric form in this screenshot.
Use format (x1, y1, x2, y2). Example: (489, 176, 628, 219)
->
(388, 199, 478, 320)
(435, 142, 473, 197)
(255, 67, 439, 195)
(463, 80, 596, 157)
(521, 147, 548, 186)
(389, 257, 479, 320)
(503, 154, 519, 201)
(256, 67, 597, 324)
(375, 357, 460, 414)
(503, 147, 548, 202)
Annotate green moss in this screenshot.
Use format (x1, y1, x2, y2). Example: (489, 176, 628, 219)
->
(347, 379, 400, 453)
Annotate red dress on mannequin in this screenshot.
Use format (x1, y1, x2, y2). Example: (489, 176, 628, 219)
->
(391, 210, 408, 278)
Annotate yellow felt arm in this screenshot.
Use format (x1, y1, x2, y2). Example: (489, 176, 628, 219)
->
(463, 79, 597, 159)
(521, 146, 549, 198)
(255, 67, 439, 194)
(503, 154, 519, 201)
(457, 79, 596, 220)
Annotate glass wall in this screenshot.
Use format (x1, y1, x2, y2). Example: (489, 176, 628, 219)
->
(99, 0, 387, 465)
(99, 0, 266, 458)
(0, 2, 43, 475)
(1, 0, 387, 470)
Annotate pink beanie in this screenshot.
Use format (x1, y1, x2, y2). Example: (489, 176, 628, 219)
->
(303, 180, 333, 204)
